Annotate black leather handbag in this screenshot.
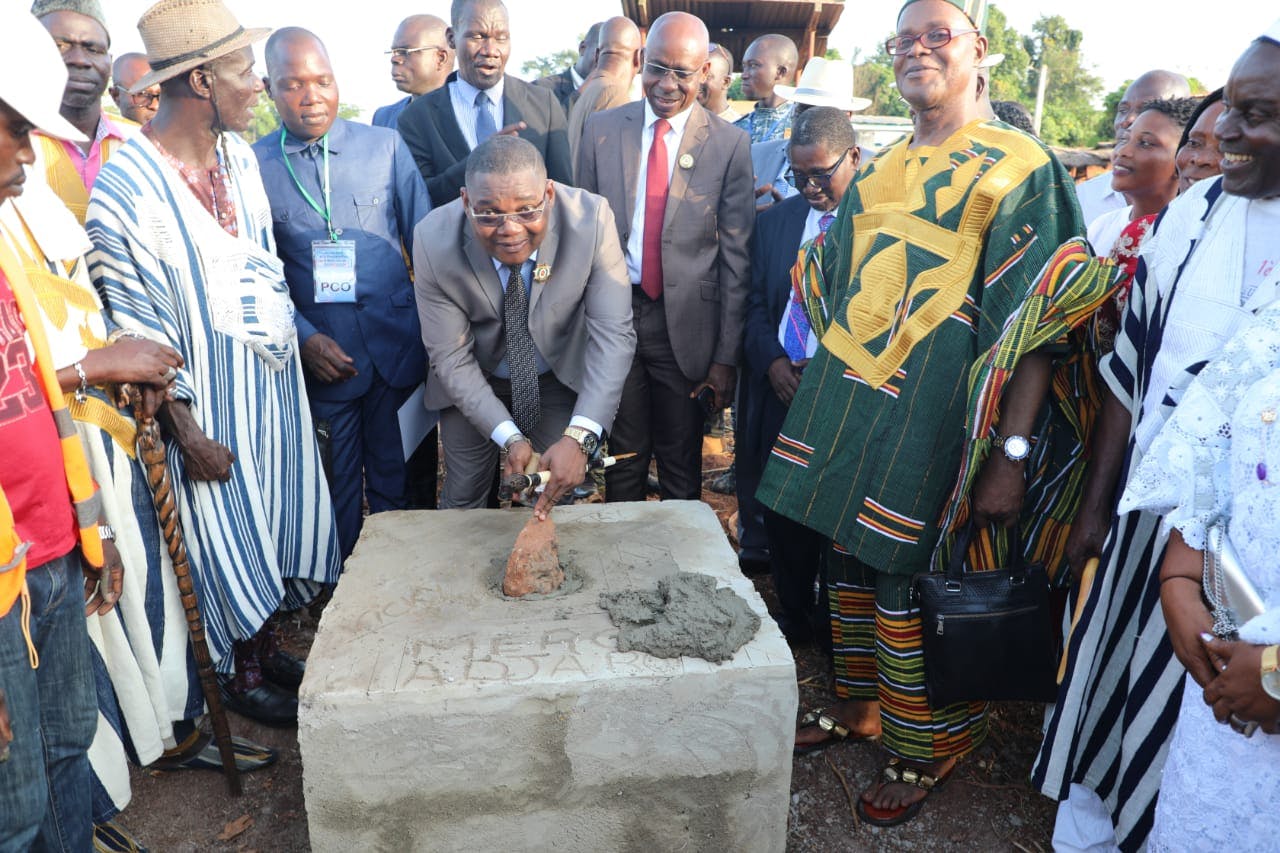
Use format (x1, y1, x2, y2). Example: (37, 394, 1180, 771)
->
(912, 523, 1058, 706)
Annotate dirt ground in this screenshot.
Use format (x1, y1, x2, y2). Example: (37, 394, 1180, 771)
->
(119, 441, 1056, 852)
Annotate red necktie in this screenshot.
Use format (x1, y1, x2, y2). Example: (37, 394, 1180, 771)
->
(640, 118, 671, 301)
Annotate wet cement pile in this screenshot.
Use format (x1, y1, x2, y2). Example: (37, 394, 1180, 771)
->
(599, 571, 760, 663)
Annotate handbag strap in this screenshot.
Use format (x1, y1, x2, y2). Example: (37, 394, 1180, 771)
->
(945, 520, 1026, 582)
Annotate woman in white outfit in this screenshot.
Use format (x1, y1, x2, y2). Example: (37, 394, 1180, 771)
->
(1120, 302, 1280, 852)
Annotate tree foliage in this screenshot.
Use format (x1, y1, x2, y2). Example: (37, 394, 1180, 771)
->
(1022, 15, 1104, 147)
(984, 5, 1031, 102)
(520, 49, 577, 80)
(851, 41, 910, 118)
(241, 93, 362, 143)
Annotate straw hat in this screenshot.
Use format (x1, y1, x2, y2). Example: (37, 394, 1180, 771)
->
(127, 0, 269, 93)
(774, 58, 872, 113)
(0, 5, 86, 142)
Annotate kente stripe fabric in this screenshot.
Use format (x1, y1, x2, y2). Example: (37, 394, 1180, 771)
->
(87, 132, 340, 675)
(759, 120, 1085, 575)
(3, 189, 201, 820)
(933, 239, 1123, 584)
(829, 553, 988, 761)
(1033, 178, 1246, 852)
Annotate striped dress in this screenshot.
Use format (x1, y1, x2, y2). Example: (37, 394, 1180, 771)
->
(86, 132, 340, 677)
(1033, 177, 1273, 850)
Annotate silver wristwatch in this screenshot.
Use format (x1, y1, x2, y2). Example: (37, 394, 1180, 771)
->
(97, 523, 116, 541)
(992, 433, 1031, 462)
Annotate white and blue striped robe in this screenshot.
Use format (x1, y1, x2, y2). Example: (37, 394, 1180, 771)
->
(85, 132, 340, 678)
(1033, 177, 1277, 850)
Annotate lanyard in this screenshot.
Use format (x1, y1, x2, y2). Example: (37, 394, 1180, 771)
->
(280, 129, 337, 241)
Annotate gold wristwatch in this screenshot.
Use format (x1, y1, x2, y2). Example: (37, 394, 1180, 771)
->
(1261, 645, 1280, 701)
(563, 425, 599, 457)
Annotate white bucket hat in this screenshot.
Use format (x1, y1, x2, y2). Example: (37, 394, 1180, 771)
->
(0, 6, 87, 142)
(775, 57, 872, 113)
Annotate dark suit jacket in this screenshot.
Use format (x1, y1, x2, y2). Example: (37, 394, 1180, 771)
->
(413, 184, 635, 437)
(739, 193, 811, 503)
(576, 101, 754, 381)
(397, 73, 573, 208)
(533, 67, 576, 113)
(743, 194, 810, 380)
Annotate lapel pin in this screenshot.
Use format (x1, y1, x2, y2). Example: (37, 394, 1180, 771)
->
(679, 153, 694, 170)
(533, 263, 551, 284)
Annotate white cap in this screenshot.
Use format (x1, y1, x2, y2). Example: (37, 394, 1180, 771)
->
(0, 6, 87, 143)
(775, 57, 873, 113)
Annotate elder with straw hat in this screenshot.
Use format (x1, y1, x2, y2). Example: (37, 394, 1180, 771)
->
(86, 0, 341, 730)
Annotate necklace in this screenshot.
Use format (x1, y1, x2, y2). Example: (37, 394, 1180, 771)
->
(1257, 405, 1276, 486)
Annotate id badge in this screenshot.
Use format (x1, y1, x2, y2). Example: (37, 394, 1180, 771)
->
(312, 239, 357, 304)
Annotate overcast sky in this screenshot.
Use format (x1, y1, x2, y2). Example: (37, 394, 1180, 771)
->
(96, 1, 1275, 117)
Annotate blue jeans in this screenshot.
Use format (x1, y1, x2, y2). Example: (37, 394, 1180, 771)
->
(0, 551, 96, 852)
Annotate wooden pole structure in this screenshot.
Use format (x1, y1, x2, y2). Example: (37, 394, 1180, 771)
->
(128, 387, 241, 796)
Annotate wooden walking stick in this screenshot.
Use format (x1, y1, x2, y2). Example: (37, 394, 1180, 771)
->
(124, 384, 241, 796)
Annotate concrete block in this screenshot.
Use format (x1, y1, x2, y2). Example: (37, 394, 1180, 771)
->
(299, 501, 797, 852)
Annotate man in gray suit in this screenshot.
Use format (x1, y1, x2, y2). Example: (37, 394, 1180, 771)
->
(415, 136, 635, 515)
(577, 10, 754, 502)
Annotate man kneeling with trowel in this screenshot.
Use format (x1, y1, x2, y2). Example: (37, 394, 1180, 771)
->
(413, 135, 635, 564)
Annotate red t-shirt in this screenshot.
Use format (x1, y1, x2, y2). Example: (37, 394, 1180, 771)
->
(0, 269, 76, 569)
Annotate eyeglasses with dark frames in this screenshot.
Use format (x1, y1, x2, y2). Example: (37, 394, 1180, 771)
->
(784, 148, 855, 190)
(884, 27, 979, 56)
(128, 90, 160, 107)
(467, 199, 548, 228)
(643, 61, 699, 82)
(385, 45, 448, 59)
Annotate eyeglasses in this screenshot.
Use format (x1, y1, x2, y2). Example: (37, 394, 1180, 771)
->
(784, 148, 854, 190)
(885, 27, 979, 56)
(467, 199, 548, 228)
(385, 45, 448, 59)
(128, 90, 160, 108)
(643, 61, 699, 82)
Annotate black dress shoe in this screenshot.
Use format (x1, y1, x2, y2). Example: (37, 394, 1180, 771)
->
(260, 649, 305, 691)
(218, 677, 298, 727)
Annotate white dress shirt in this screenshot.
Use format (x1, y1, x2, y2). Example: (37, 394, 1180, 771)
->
(1075, 171, 1127, 226)
(625, 101, 694, 285)
(450, 75, 507, 151)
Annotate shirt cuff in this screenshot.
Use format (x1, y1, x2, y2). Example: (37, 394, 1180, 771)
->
(569, 415, 603, 437)
(491, 419, 521, 448)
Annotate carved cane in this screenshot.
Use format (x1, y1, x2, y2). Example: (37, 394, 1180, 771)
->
(126, 386, 241, 796)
